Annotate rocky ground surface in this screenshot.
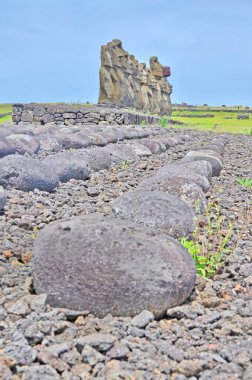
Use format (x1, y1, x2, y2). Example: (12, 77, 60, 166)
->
(0, 124, 251, 379)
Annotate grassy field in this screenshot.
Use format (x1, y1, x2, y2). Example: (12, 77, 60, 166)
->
(0, 104, 12, 124)
(172, 109, 252, 135)
(1, 103, 252, 135)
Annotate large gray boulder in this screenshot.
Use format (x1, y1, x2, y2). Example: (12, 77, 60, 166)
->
(0, 135, 16, 158)
(0, 186, 7, 210)
(138, 139, 165, 154)
(138, 176, 205, 212)
(0, 155, 59, 192)
(147, 171, 210, 193)
(32, 214, 196, 318)
(43, 152, 90, 183)
(157, 160, 213, 181)
(87, 133, 108, 147)
(55, 133, 86, 149)
(75, 147, 111, 171)
(103, 144, 138, 164)
(181, 150, 223, 176)
(6, 134, 40, 155)
(112, 190, 195, 238)
(38, 134, 63, 153)
(130, 143, 152, 157)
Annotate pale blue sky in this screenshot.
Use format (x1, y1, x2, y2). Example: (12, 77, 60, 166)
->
(1, 0, 251, 106)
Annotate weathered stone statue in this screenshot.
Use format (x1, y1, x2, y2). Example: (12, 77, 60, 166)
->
(98, 39, 172, 115)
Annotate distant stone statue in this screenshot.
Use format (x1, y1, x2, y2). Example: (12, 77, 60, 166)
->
(98, 39, 172, 115)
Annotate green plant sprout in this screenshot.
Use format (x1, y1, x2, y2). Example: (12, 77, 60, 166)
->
(181, 202, 233, 278)
(236, 178, 252, 188)
(159, 116, 169, 128)
(121, 161, 128, 171)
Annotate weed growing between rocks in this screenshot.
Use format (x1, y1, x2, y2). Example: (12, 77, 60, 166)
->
(159, 116, 169, 128)
(181, 201, 233, 278)
(121, 160, 129, 171)
(236, 177, 252, 188)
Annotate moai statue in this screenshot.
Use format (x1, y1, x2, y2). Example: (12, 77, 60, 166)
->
(98, 40, 172, 115)
(98, 45, 120, 104)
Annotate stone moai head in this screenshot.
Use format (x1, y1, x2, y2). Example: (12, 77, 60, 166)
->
(149, 56, 171, 80)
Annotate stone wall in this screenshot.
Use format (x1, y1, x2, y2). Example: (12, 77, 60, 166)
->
(98, 39, 172, 115)
(12, 104, 160, 126)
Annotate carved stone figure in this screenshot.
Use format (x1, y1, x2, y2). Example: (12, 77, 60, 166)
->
(98, 39, 172, 115)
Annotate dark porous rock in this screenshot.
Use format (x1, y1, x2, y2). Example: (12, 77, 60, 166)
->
(130, 143, 152, 157)
(138, 139, 165, 154)
(55, 133, 86, 149)
(0, 155, 59, 192)
(38, 134, 63, 153)
(0, 365, 12, 380)
(17, 364, 60, 380)
(103, 144, 138, 164)
(160, 137, 179, 147)
(76, 333, 116, 353)
(76, 147, 111, 171)
(6, 134, 40, 155)
(32, 214, 196, 318)
(0, 186, 7, 210)
(74, 132, 91, 147)
(181, 150, 223, 176)
(112, 190, 195, 237)
(138, 176, 205, 212)
(42, 113, 55, 124)
(141, 170, 210, 194)
(87, 133, 108, 147)
(21, 110, 33, 122)
(0, 135, 16, 158)
(43, 152, 90, 183)
(158, 160, 213, 181)
(131, 310, 154, 328)
(201, 143, 225, 155)
(4, 342, 36, 366)
(100, 131, 119, 143)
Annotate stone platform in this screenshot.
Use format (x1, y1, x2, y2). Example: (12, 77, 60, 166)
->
(12, 104, 161, 126)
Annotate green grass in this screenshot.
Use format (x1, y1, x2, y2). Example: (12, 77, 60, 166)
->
(0, 104, 12, 124)
(172, 109, 252, 134)
(180, 201, 233, 278)
(236, 178, 252, 188)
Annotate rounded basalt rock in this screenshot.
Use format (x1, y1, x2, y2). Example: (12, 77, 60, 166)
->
(103, 144, 138, 164)
(87, 133, 108, 147)
(0, 155, 59, 192)
(75, 147, 111, 171)
(138, 176, 205, 212)
(43, 152, 90, 183)
(159, 137, 178, 148)
(123, 130, 140, 139)
(55, 133, 86, 150)
(140, 171, 210, 194)
(130, 143, 152, 157)
(32, 214, 196, 318)
(138, 139, 165, 154)
(0, 135, 16, 158)
(181, 150, 223, 176)
(0, 186, 7, 210)
(6, 134, 41, 155)
(202, 143, 225, 156)
(74, 133, 91, 148)
(157, 160, 213, 181)
(38, 134, 63, 153)
(100, 131, 119, 144)
(112, 190, 195, 238)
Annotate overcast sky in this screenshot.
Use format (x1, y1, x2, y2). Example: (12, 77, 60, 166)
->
(1, 0, 251, 106)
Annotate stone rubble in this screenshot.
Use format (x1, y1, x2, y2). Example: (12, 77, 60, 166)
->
(0, 122, 251, 379)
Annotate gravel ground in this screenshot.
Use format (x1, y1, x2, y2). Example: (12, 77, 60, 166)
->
(0, 126, 251, 379)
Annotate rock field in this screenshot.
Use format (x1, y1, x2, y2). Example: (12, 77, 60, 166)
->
(0, 121, 251, 379)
